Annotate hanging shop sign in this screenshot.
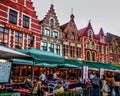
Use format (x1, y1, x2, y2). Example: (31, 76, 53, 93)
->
(0, 62, 12, 84)
(100, 68, 104, 78)
(5, 23, 32, 34)
(83, 66, 88, 79)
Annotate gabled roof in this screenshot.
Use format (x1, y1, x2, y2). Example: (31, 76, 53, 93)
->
(78, 27, 87, 36)
(60, 22, 68, 31)
(78, 21, 94, 36)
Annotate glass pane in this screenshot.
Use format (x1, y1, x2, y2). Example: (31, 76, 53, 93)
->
(15, 32, 18, 36)
(19, 38, 23, 43)
(0, 27, 3, 32)
(15, 37, 18, 43)
(0, 33, 3, 42)
(19, 33, 23, 37)
(5, 29, 9, 33)
(4, 34, 8, 43)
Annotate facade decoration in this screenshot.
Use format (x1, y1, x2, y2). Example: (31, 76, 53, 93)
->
(40, 4, 62, 56)
(0, 0, 40, 49)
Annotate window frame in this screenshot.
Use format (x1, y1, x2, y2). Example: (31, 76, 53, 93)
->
(23, 15, 30, 29)
(9, 9, 18, 25)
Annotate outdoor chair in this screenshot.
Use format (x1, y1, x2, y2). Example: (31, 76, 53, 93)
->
(76, 87, 84, 96)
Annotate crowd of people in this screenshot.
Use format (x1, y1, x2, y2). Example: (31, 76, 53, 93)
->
(1, 70, 120, 96)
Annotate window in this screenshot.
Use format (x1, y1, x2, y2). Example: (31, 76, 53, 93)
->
(23, 15, 30, 29)
(87, 51, 90, 61)
(88, 30, 92, 38)
(28, 35, 34, 48)
(92, 42, 95, 50)
(9, 9, 17, 25)
(44, 28, 50, 36)
(42, 42, 47, 51)
(71, 32, 75, 40)
(99, 46, 102, 54)
(78, 36, 81, 41)
(92, 52, 95, 61)
(56, 45, 60, 55)
(65, 33, 68, 39)
(49, 43, 54, 52)
(104, 47, 106, 55)
(53, 31, 58, 39)
(50, 18, 54, 28)
(100, 36, 104, 43)
(0, 27, 9, 46)
(76, 47, 81, 58)
(63, 45, 68, 56)
(86, 40, 90, 49)
(70, 46, 75, 57)
(15, 32, 23, 49)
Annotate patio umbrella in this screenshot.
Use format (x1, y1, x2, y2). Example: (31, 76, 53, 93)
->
(0, 46, 30, 59)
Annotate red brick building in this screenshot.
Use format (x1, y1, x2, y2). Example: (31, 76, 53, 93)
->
(61, 14, 82, 60)
(107, 33, 120, 65)
(0, 0, 40, 49)
(78, 22, 109, 63)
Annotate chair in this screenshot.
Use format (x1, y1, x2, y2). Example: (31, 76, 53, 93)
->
(76, 87, 84, 96)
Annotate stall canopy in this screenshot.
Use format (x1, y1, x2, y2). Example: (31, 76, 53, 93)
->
(0, 46, 30, 59)
(18, 48, 64, 63)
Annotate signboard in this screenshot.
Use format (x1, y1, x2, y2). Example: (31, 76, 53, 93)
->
(0, 62, 12, 84)
(100, 68, 104, 78)
(0, 93, 20, 96)
(83, 66, 88, 79)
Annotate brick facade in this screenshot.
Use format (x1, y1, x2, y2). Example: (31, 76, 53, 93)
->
(40, 5, 62, 56)
(78, 22, 109, 63)
(107, 33, 120, 65)
(0, 0, 40, 49)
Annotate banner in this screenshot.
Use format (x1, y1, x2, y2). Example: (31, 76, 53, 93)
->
(0, 62, 12, 84)
(100, 68, 104, 78)
(83, 66, 88, 79)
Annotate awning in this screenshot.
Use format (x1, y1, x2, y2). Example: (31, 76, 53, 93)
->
(18, 48, 64, 63)
(11, 59, 33, 66)
(0, 46, 30, 59)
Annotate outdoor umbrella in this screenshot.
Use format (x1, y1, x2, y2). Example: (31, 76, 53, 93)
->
(0, 46, 30, 59)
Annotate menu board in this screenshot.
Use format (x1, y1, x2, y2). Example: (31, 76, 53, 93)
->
(0, 62, 12, 84)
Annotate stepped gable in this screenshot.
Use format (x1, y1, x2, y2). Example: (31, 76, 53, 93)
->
(40, 4, 60, 29)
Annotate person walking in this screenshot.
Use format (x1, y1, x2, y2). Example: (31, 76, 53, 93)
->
(91, 73, 101, 96)
(101, 75, 109, 96)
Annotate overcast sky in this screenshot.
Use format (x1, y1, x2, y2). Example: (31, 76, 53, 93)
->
(32, 0, 120, 36)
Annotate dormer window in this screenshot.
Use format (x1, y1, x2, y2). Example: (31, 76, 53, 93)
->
(71, 32, 75, 40)
(50, 18, 54, 28)
(88, 30, 92, 38)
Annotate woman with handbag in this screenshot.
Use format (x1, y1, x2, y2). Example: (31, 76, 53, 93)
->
(101, 75, 109, 96)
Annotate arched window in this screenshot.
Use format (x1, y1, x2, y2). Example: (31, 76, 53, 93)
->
(86, 40, 90, 49)
(92, 52, 96, 61)
(50, 18, 54, 27)
(71, 32, 75, 40)
(87, 51, 90, 61)
(92, 42, 95, 49)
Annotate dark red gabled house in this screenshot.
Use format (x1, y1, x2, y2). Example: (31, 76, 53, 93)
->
(61, 14, 82, 60)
